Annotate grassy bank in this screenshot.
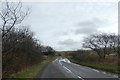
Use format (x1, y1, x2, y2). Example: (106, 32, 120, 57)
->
(10, 56, 55, 78)
(69, 58, 119, 74)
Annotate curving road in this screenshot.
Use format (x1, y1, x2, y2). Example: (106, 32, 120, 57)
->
(39, 57, 118, 80)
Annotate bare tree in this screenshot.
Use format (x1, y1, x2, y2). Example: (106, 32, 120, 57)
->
(82, 33, 118, 59)
(0, 1, 30, 38)
(82, 34, 104, 59)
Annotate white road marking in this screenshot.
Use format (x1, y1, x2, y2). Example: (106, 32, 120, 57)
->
(63, 66, 72, 73)
(77, 76, 82, 78)
(59, 61, 62, 66)
(103, 72, 106, 74)
(92, 69, 99, 72)
(113, 75, 118, 78)
(78, 76, 84, 80)
(62, 65, 84, 80)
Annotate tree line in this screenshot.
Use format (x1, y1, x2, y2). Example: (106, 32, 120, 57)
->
(0, 2, 55, 77)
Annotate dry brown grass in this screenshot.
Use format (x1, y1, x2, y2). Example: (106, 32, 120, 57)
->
(101, 55, 118, 64)
(86, 53, 118, 64)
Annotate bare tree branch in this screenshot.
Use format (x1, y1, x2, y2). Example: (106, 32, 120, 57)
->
(0, 1, 30, 38)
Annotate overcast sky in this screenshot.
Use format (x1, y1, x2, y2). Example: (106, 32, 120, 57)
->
(20, 1, 118, 51)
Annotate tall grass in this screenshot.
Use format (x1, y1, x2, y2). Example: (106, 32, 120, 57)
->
(70, 58, 119, 74)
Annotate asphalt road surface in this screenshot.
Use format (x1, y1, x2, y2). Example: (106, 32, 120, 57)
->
(39, 57, 118, 80)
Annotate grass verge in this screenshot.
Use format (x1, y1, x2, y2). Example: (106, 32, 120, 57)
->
(10, 56, 55, 78)
(69, 58, 119, 74)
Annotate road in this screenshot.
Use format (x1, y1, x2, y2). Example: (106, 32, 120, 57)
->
(39, 57, 118, 80)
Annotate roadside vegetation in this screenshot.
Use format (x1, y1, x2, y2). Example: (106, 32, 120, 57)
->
(1, 1, 55, 78)
(10, 56, 55, 78)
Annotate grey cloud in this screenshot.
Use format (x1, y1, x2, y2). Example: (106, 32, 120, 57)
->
(75, 17, 105, 34)
(58, 39, 79, 46)
(58, 39, 82, 51)
(77, 18, 104, 27)
(75, 27, 97, 34)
